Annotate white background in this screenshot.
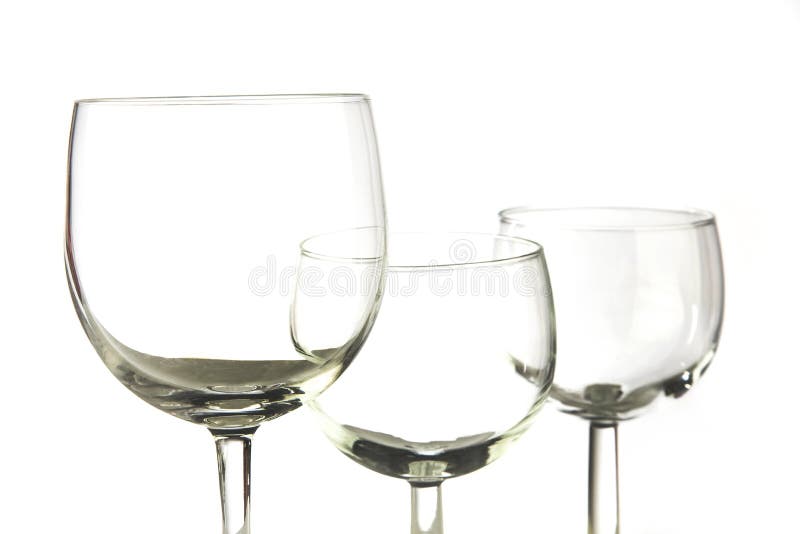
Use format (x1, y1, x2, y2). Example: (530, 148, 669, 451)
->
(2, 1, 799, 532)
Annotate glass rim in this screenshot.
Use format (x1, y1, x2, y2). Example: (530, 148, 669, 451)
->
(300, 229, 544, 270)
(74, 93, 370, 106)
(299, 227, 386, 265)
(498, 206, 717, 231)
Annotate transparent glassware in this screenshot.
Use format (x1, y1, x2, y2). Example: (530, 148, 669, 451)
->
(498, 207, 724, 534)
(307, 232, 556, 534)
(65, 94, 387, 534)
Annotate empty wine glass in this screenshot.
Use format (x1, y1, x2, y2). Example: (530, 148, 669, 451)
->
(498, 207, 724, 534)
(65, 94, 387, 534)
(307, 232, 556, 534)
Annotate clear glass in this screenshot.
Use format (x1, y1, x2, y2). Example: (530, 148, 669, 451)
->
(65, 94, 387, 534)
(498, 207, 724, 534)
(307, 232, 556, 534)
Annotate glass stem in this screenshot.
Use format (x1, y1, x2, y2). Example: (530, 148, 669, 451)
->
(410, 481, 444, 534)
(212, 428, 257, 534)
(588, 421, 620, 534)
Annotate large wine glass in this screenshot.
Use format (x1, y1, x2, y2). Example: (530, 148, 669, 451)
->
(307, 232, 556, 534)
(65, 94, 387, 534)
(498, 207, 724, 534)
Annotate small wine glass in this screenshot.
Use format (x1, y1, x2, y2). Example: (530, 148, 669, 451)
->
(307, 232, 556, 534)
(65, 94, 387, 534)
(498, 207, 724, 534)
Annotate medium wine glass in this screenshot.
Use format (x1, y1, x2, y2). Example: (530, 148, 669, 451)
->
(307, 232, 556, 534)
(65, 94, 387, 534)
(498, 207, 724, 534)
